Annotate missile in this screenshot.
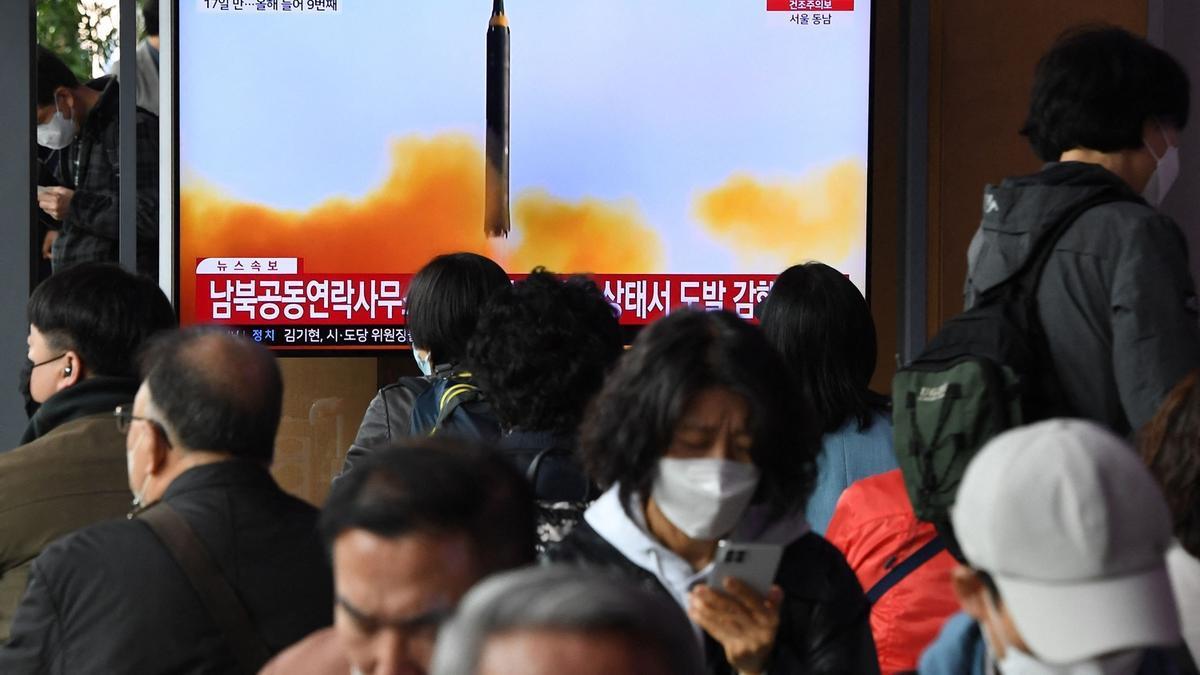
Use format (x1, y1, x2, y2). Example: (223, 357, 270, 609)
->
(485, 0, 511, 237)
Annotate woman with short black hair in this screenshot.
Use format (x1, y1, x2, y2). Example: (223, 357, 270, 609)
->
(547, 310, 878, 675)
(341, 252, 510, 477)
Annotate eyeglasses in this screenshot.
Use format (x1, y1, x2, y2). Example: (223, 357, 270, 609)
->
(113, 405, 170, 443)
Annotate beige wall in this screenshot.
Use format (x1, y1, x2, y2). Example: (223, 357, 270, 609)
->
(272, 357, 377, 506)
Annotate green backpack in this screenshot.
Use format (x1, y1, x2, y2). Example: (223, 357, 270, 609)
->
(892, 192, 1129, 531)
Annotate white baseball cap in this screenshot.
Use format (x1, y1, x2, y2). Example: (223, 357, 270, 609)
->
(951, 418, 1180, 663)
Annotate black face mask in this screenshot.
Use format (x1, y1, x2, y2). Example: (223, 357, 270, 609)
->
(19, 359, 39, 419)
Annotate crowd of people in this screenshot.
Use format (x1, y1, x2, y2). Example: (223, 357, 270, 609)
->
(5, 21, 1200, 675)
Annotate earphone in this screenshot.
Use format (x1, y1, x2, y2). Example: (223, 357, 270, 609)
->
(63, 365, 72, 376)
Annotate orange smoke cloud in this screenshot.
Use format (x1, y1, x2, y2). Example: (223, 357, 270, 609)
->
(506, 190, 663, 274)
(694, 160, 866, 268)
(179, 134, 663, 322)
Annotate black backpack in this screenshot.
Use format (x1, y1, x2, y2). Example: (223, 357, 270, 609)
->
(892, 191, 1130, 530)
(409, 371, 502, 442)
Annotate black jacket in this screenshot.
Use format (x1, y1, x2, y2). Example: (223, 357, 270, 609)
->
(546, 520, 880, 675)
(44, 77, 160, 276)
(964, 162, 1200, 435)
(0, 461, 333, 674)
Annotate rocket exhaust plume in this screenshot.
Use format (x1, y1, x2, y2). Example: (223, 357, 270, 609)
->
(485, 0, 511, 237)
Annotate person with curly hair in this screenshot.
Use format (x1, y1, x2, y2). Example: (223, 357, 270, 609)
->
(466, 269, 623, 547)
(546, 310, 878, 675)
(1140, 369, 1200, 662)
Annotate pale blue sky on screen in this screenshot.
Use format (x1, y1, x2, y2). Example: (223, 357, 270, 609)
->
(179, 1, 872, 278)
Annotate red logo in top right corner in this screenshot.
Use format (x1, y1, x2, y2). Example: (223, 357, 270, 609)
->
(766, 0, 854, 10)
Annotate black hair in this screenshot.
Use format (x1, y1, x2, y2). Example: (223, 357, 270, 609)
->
(467, 269, 623, 433)
(1021, 26, 1190, 161)
(140, 327, 281, 461)
(759, 262, 887, 434)
(406, 253, 510, 367)
(142, 0, 159, 37)
(579, 309, 818, 522)
(36, 46, 81, 107)
(28, 263, 175, 378)
(320, 439, 537, 575)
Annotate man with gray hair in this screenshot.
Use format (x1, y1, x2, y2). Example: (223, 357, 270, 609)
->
(0, 327, 332, 673)
(430, 565, 704, 675)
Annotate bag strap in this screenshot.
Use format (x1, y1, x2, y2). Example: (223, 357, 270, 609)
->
(865, 535, 947, 606)
(430, 383, 484, 435)
(138, 502, 272, 674)
(984, 191, 1133, 302)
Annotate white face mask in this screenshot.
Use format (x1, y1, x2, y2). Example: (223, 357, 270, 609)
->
(996, 645, 1142, 675)
(412, 347, 433, 377)
(651, 458, 759, 540)
(36, 100, 76, 150)
(1142, 120, 1180, 207)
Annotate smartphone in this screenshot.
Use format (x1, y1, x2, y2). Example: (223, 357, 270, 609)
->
(708, 540, 783, 597)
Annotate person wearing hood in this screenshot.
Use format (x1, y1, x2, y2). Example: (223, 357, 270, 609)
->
(545, 309, 879, 675)
(0, 263, 174, 641)
(963, 26, 1200, 437)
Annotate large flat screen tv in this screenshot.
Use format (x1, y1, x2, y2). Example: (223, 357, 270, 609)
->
(175, 0, 872, 349)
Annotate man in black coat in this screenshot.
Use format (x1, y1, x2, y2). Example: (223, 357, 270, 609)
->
(0, 327, 333, 674)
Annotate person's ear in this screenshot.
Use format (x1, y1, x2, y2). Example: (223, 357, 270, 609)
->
(951, 564, 989, 621)
(57, 350, 83, 392)
(54, 87, 74, 120)
(146, 429, 172, 475)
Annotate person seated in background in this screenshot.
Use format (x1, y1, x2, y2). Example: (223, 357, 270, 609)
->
(466, 269, 623, 548)
(0, 328, 333, 673)
(546, 310, 879, 675)
(34, 46, 160, 275)
(922, 419, 1191, 675)
(0, 263, 174, 642)
(263, 440, 537, 675)
(1140, 370, 1200, 663)
(758, 261, 896, 534)
(429, 566, 704, 675)
(824, 469, 959, 674)
(341, 252, 510, 474)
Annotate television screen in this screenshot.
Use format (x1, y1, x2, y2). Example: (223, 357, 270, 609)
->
(177, 0, 871, 349)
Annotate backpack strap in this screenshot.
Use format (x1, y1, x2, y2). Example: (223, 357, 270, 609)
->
(138, 502, 272, 674)
(430, 374, 485, 436)
(985, 191, 1134, 302)
(865, 535, 947, 606)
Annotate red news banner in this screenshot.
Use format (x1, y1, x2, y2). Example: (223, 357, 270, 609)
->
(194, 258, 777, 347)
(766, 0, 854, 10)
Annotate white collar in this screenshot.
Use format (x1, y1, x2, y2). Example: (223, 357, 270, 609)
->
(582, 484, 812, 609)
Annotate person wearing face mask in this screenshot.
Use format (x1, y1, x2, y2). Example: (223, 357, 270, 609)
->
(546, 310, 879, 675)
(0, 263, 173, 643)
(962, 26, 1200, 437)
(922, 419, 1194, 675)
(34, 46, 160, 275)
(339, 253, 510, 481)
(0, 328, 333, 673)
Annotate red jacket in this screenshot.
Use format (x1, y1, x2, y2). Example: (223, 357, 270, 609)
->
(824, 469, 959, 675)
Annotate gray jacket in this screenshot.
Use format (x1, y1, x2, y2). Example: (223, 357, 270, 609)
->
(964, 162, 1200, 435)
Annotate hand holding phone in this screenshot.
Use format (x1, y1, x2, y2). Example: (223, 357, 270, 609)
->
(708, 540, 783, 596)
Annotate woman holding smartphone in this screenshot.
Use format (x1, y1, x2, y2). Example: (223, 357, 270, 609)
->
(546, 310, 878, 675)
